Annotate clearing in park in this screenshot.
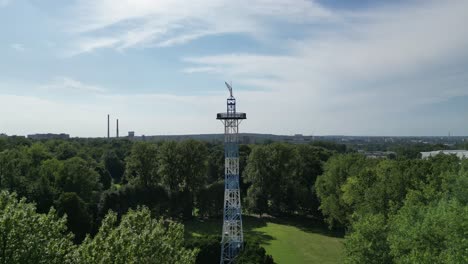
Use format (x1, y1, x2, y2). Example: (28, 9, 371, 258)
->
(186, 216, 344, 264)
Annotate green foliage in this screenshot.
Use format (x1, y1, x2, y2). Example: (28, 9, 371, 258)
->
(206, 144, 224, 183)
(197, 181, 224, 217)
(244, 145, 271, 215)
(0, 148, 31, 196)
(311, 141, 347, 153)
(237, 242, 276, 264)
(388, 199, 468, 264)
(0, 191, 75, 264)
(27, 143, 52, 167)
(184, 217, 342, 264)
(124, 142, 159, 188)
(325, 153, 468, 263)
(1, 191, 197, 264)
(185, 235, 276, 264)
(74, 207, 198, 264)
(340, 159, 417, 220)
(295, 145, 333, 214)
(55, 142, 78, 160)
(57, 157, 101, 203)
(344, 214, 391, 264)
(389, 143, 450, 159)
(245, 143, 332, 217)
(185, 235, 220, 264)
(95, 163, 112, 190)
(98, 184, 168, 218)
(244, 143, 300, 215)
(103, 150, 125, 183)
(158, 140, 208, 218)
(55, 192, 93, 243)
(159, 140, 208, 194)
(315, 154, 370, 227)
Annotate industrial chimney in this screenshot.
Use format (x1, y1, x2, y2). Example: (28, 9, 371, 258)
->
(116, 119, 119, 138)
(107, 114, 110, 138)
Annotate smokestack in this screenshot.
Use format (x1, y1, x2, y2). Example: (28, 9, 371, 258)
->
(107, 114, 110, 138)
(116, 119, 119, 138)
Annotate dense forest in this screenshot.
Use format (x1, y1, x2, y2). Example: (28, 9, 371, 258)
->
(0, 136, 467, 263)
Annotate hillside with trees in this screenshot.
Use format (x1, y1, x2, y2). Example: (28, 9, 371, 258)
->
(0, 136, 466, 263)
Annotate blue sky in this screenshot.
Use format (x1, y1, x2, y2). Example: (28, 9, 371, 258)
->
(1, 0, 467, 137)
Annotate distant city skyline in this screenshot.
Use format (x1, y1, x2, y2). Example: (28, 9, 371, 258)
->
(1, 0, 468, 137)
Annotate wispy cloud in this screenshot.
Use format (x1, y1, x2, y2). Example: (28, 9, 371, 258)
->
(10, 43, 25, 52)
(0, 0, 11, 8)
(184, 0, 468, 110)
(2, 0, 468, 136)
(39, 77, 107, 94)
(68, 37, 119, 56)
(69, 0, 336, 54)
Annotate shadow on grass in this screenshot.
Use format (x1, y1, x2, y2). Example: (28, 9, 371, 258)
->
(184, 214, 342, 247)
(265, 215, 345, 238)
(243, 216, 275, 245)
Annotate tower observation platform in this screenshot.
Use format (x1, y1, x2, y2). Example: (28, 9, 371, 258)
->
(217, 82, 246, 264)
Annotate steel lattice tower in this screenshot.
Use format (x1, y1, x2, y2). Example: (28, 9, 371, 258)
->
(217, 82, 246, 264)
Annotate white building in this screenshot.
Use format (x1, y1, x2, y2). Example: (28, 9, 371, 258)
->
(421, 150, 468, 159)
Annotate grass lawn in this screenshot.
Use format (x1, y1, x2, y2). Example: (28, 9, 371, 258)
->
(185, 216, 344, 264)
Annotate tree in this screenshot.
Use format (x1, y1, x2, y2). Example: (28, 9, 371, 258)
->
(55, 142, 78, 160)
(315, 154, 370, 227)
(388, 199, 468, 264)
(98, 184, 169, 219)
(237, 241, 275, 264)
(206, 144, 224, 183)
(55, 192, 93, 243)
(311, 141, 347, 153)
(0, 148, 31, 197)
(95, 163, 112, 190)
(27, 143, 51, 167)
(159, 140, 208, 218)
(102, 150, 125, 183)
(342, 155, 468, 263)
(56, 157, 101, 203)
(31, 158, 63, 213)
(244, 143, 301, 216)
(185, 236, 275, 264)
(244, 145, 272, 216)
(344, 214, 392, 264)
(295, 145, 332, 215)
(124, 142, 159, 188)
(185, 235, 220, 264)
(74, 207, 198, 264)
(197, 181, 224, 217)
(0, 191, 75, 264)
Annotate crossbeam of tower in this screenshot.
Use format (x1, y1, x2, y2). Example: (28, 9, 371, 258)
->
(217, 82, 246, 264)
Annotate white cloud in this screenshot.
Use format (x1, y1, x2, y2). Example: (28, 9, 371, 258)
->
(184, 0, 468, 116)
(0, 0, 11, 8)
(10, 43, 25, 52)
(66, 37, 119, 56)
(69, 0, 336, 54)
(2, 1, 468, 136)
(39, 77, 106, 94)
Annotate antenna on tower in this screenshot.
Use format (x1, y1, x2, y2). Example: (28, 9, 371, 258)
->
(225, 81, 233, 97)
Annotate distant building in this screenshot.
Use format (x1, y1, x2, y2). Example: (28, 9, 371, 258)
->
(128, 131, 135, 139)
(359, 150, 396, 159)
(421, 150, 468, 159)
(241, 135, 252, 144)
(27, 133, 70, 140)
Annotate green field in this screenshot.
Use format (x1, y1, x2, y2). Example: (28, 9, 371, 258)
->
(185, 216, 344, 264)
